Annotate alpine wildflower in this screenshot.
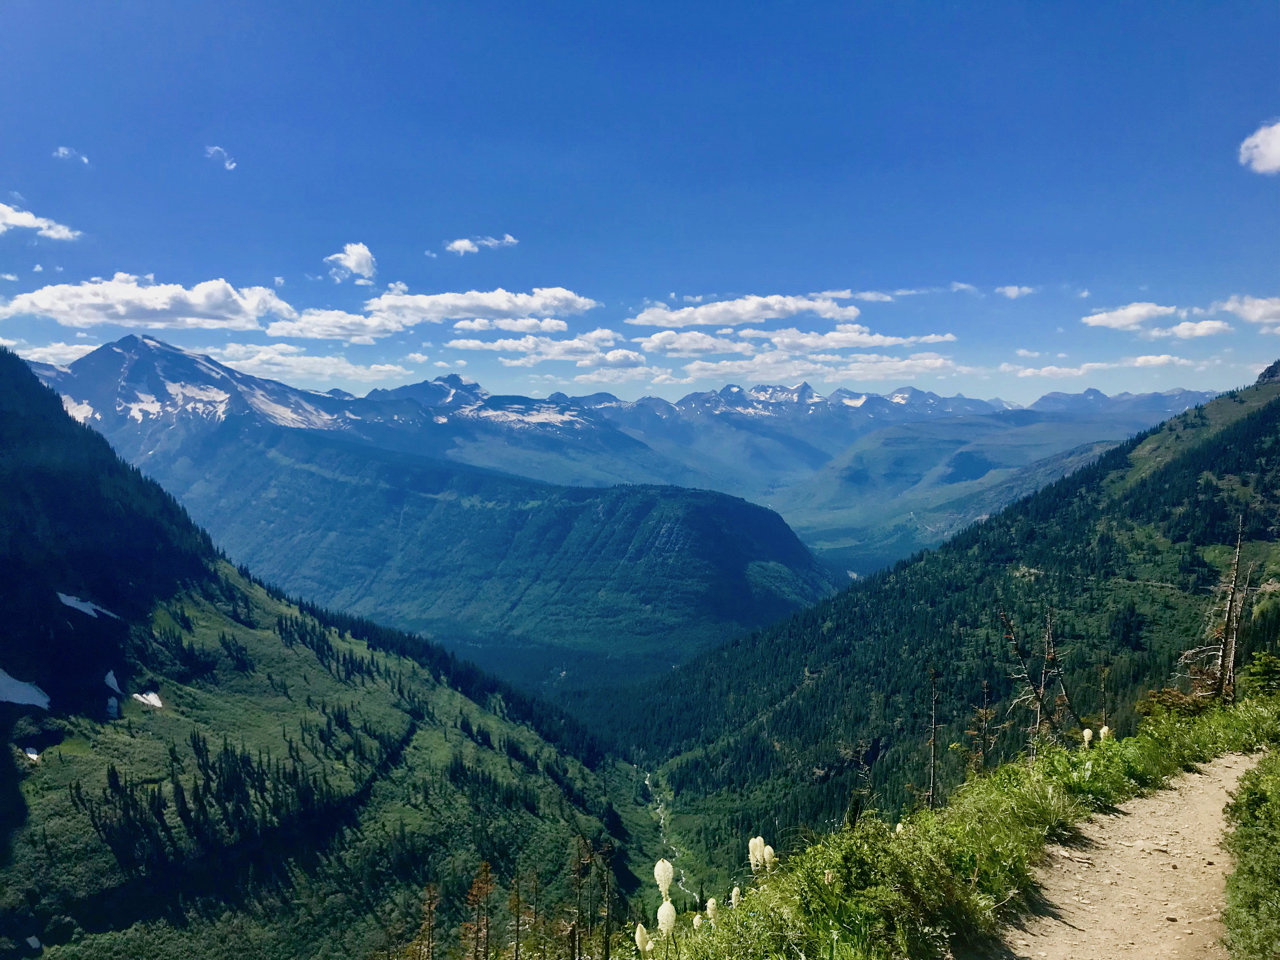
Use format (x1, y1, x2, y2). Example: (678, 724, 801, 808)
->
(748, 836, 766, 873)
(635, 923, 653, 954)
(657, 900, 676, 938)
(1099, 725, 1111, 741)
(705, 897, 717, 925)
(730, 887, 741, 909)
(823, 869, 835, 885)
(763, 844, 776, 872)
(654, 859, 674, 901)
(693, 915, 703, 930)
(1082, 728, 1094, 749)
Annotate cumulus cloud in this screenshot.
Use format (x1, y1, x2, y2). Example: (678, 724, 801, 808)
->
(1016, 349, 1040, 358)
(52, 146, 88, 164)
(1082, 302, 1178, 331)
(574, 365, 675, 385)
(267, 286, 597, 343)
(741, 324, 955, 352)
(405, 352, 430, 363)
(1213, 295, 1280, 328)
(0, 273, 293, 331)
(1, 273, 16, 282)
(627, 293, 862, 328)
(452, 317, 568, 333)
(445, 328, 622, 367)
(1000, 354, 1191, 378)
(995, 285, 1035, 299)
(631, 330, 756, 357)
(200, 343, 410, 381)
(324, 242, 376, 284)
(1145, 319, 1232, 339)
(274, 276, 285, 287)
(950, 282, 978, 293)
(14, 341, 98, 365)
(682, 351, 966, 384)
(446, 233, 518, 255)
(0, 202, 81, 240)
(205, 145, 236, 170)
(1239, 120, 1280, 174)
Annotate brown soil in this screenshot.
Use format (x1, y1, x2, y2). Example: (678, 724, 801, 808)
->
(993, 752, 1258, 960)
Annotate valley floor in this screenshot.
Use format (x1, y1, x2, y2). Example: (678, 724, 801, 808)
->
(993, 752, 1260, 960)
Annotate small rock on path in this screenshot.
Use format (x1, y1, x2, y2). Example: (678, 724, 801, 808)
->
(1001, 752, 1258, 960)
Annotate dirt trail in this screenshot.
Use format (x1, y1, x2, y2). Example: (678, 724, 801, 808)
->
(995, 752, 1258, 960)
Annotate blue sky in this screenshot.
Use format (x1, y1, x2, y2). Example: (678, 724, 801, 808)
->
(1, 0, 1276, 402)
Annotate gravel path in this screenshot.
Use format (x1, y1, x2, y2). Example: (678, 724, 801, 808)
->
(999, 752, 1258, 960)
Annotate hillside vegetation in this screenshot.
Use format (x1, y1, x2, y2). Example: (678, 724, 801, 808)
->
(0, 349, 658, 959)
(581, 374, 1280, 889)
(141, 419, 834, 689)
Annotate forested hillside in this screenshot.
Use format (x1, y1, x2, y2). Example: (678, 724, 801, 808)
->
(582, 371, 1280, 886)
(0, 348, 657, 959)
(139, 418, 834, 690)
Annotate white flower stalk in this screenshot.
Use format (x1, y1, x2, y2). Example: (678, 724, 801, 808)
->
(693, 915, 703, 930)
(654, 858, 674, 901)
(823, 869, 835, 885)
(635, 923, 653, 954)
(730, 886, 741, 909)
(1082, 728, 1094, 749)
(705, 897, 717, 924)
(763, 844, 776, 871)
(1099, 725, 1111, 741)
(748, 836, 766, 873)
(657, 900, 676, 937)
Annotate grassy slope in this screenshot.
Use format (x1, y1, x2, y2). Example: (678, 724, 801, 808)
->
(0, 349, 662, 958)
(582, 380, 1280, 892)
(140, 420, 835, 689)
(645, 697, 1280, 960)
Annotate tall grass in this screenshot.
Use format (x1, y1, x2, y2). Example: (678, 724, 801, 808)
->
(1224, 745, 1280, 959)
(666, 697, 1280, 960)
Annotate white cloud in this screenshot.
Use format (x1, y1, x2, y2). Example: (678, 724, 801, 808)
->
(33, 264, 43, 273)
(1145, 319, 1232, 339)
(681, 351, 965, 384)
(14, 341, 98, 365)
(1016, 349, 1040, 358)
(268, 286, 597, 343)
(445, 234, 518, 255)
(1081, 302, 1177, 331)
(631, 330, 755, 356)
(452, 317, 568, 333)
(205, 145, 236, 170)
(740, 324, 955, 353)
(1079, 289, 1090, 298)
(1001, 354, 1192, 378)
(626, 293, 862, 328)
(995, 285, 1035, 299)
(445, 328, 622, 367)
(950, 282, 978, 293)
(0, 273, 293, 331)
(0, 202, 81, 240)
(405, 352, 430, 363)
(324, 242, 376, 283)
(682, 294, 704, 303)
(1213, 295, 1280, 328)
(201, 343, 410, 381)
(386, 281, 408, 294)
(52, 146, 88, 164)
(1239, 120, 1280, 174)
(424, 250, 438, 259)
(1, 273, 16, 282)
(274, 276, 285, 287)
(574, 365, 674, 385)
(853, 290, 894, 302)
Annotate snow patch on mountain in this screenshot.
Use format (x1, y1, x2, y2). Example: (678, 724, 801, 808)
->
(61, 395, 96, 423)
(0, 669, 50, 709)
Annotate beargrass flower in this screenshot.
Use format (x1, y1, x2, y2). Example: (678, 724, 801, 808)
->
(654, 859, 674, 900)
(657, 900, 676, 937)
(823, 869, 835, 885)
(693, 914, 703, 930)
(1099, 725, 1111, 741)
(763, 844, 776, 871)
(1082, 728, 1094, 749)
(730, 887, 741, 909)
(748, 836, 765, 873)
(636, 923, 653, 953)
(705, 897, 717, 924)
